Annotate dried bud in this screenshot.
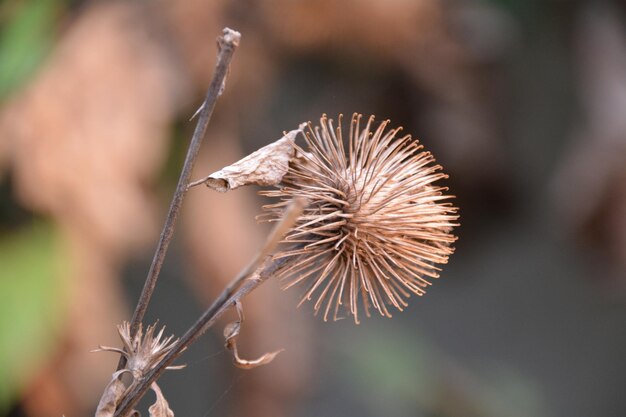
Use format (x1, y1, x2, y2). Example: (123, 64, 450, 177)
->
(94, 322, 182, 417)
(260, 114, 459, 323)
(94, 322, 183, 382)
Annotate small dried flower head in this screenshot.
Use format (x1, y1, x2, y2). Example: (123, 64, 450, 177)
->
(94, 322, 182, 381)
(260, 114, 458, 323)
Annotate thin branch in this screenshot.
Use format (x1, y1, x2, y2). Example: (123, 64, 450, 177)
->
(234, 196, 307, 284)
(113, 200, 305, 417)
(114, 261, 279, 417)
(118, 28, 241, 371)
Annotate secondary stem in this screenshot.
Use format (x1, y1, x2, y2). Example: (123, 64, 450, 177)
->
(114, 198, 304, 416)
(118, 28, 241, 371)
(114, 257, 287, 417)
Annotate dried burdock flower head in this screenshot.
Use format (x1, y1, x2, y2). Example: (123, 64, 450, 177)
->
(94, 322, 183, 382)
(93, 322, 183, 416)
(260, 113, 459, 323)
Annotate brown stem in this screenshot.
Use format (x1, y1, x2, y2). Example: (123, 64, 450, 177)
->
(113, 198, 305, 416)
(118, 28, 241, 371)
(113, 257, 285, 417)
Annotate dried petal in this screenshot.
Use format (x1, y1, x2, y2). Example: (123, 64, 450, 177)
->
(231, 349, 284, 370)
(148, 383, 174, 417)
(224, 301, 284, 370)
(189, 124, 306, 192)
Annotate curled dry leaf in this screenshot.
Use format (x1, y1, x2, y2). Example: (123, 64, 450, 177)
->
(224, 301, 284, 370)
(94, 370, 129, 417)
(188, 124, 306, 192)
(148, 382, 174, 417)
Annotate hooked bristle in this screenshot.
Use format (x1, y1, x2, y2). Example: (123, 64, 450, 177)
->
(260, 113, 459, 324)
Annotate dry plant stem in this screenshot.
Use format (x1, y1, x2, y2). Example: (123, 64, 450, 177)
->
(118, 28, 241, 371)
(114, 259, 285, 417)
(114, 200, 304, 417)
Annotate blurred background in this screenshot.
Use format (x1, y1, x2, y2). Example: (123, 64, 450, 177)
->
(1, 0, 626, 416)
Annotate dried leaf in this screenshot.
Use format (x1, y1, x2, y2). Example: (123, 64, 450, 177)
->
(224, 301, 284, 370)
(95, 370, 129, 417)
(189, 124, 306, 192)
(148, 383, 174, 417)
(231, 348, 284, 370)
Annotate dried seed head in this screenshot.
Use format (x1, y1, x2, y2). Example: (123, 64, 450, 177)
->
(260, 113, 459, 323)
(94, 322, 182, 382)
(94, 322, 183, 417)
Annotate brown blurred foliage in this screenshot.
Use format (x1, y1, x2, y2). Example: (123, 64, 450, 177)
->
(0, 2, 182, 415)
(551, 2, 626, 275)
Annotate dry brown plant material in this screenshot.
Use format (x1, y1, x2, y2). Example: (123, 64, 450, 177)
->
(223, 301, 284, 369)
(260, 114, 459, 323)
(109, 199, 305, 417)
(93, 322, 183, 417)
(77, 11, 465, 411)
(148, 383, 174, 417)
(188, 124, 305, 192)
(94, 322, 184, 380)
(183, 151, 314, 415)
(94, 377, 127, 417)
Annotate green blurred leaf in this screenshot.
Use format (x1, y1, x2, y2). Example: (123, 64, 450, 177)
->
(332, 323, 438, 417)
(334, 323, 546, 417)
(0, 223, 67, 413)
(0, 0, 61, 99)
(479, 363, 547, 417)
